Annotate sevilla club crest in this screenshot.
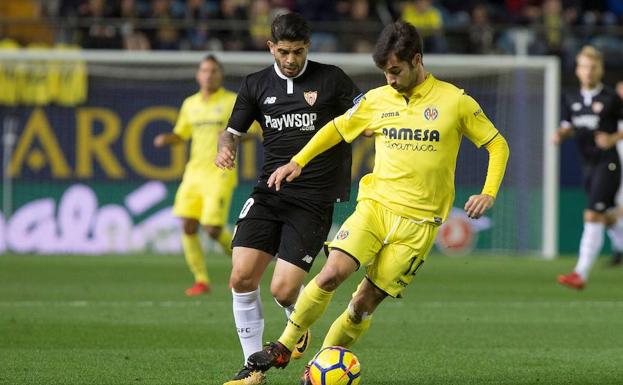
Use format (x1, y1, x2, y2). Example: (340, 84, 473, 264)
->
(304, 91, 318, 106)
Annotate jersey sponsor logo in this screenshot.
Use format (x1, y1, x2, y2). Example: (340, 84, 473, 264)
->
(424, 106, 439, 121)
(382, 127, 440, 141)
(571, 114, 600, 129)
(592, 101, 604, 113)
(263, 96, 277, 104)
(264, 113, 317, 131)
(381, 111, 400, 119)
(303, 90, 318, 106)
(302, 255, 313, 264)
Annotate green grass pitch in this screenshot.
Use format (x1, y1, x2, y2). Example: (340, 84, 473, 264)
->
(1, 253, 622, 385)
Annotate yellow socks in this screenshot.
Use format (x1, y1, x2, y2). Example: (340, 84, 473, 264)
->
(322, 305, 372, 349)
(216, 229, 233, 255)
(278, 278, 334, 351)
(182, 233, 208, 284)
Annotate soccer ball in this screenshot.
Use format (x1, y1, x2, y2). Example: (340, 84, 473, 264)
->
(308, 346, 361, 385)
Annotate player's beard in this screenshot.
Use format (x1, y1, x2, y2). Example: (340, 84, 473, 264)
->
(280, 63, 300, 77)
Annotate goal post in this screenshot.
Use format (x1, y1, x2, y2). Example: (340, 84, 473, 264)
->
(0, 50, 559, 257)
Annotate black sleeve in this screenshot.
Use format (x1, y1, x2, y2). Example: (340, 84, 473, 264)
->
(335, 67, 361, 114)
(227, 76, 260, 135)
(600, 93, 622, 133)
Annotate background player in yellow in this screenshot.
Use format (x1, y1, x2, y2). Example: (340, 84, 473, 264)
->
(154, 55, 237, 296)
(245, 21, 510, 383)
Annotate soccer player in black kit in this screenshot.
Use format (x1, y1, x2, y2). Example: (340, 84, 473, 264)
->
(215, 13, 360, 385)
(554, 46, 623, 289)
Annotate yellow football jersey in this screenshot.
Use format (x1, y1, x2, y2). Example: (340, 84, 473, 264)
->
(174, 88, 238, 183)
(333, 74, 499, 223)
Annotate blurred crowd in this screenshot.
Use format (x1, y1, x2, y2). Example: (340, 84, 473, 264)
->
(3, 0, 623, 66)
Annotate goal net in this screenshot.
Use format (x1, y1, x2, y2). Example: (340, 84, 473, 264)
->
(0, 50, 558, 257)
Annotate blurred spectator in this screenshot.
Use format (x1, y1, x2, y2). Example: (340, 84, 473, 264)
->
(467, 3, 495, 54)
(116, 0, 151, 50)
(248, 0, 272, 50)
(213, 0, 249, 50)
(401, 0, 447, 53)
(79, 0, 122, 49)
(338, 0, 377, 53)
(183, 0, 211, 49)
(147, 0, 181, 50)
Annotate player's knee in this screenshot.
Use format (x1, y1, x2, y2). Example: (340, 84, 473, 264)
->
(204, 225, 222, 239)
(315, 266, 345, 292)
(270, 282, 298, 306)
(182, 220, 199, 235)
(229, 270, 257, 292)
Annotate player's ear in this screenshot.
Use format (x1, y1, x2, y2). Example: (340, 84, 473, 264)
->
(267, 40, 275, 54)
(412, 53, 422, 68)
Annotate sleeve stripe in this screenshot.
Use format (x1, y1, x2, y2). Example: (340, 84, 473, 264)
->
(226, 127, 242, 136)
(482, 132, 500, 147)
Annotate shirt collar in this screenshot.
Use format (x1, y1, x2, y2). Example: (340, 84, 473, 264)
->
(408, 73, 435, 99)
(580, 83, 603, 99)
(273, 59, 309, 80)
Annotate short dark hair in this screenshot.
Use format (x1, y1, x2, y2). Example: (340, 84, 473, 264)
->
(202, 54, 223, 71)
(271, 12, 311, 43)
(372, 21, 423, 68)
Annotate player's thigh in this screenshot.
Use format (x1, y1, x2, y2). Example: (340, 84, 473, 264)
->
(278, 203, 334, 273)
(367, 221, 438, 298)
(232, 191, 283, 256)
(199, 180, 236, 226)
(588, 161, 621, 212)
(172, 178, 202, 220)
(231, 246, 274, 289)
(327, 199, 385, 268)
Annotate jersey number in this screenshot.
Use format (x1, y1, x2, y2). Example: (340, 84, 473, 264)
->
(239, 198, 254, 218)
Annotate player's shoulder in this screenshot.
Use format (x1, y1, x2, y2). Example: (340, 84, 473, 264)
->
(182, 92, 202, 106)
(242, 65, 275, 84)
(432, 76, 464, 97)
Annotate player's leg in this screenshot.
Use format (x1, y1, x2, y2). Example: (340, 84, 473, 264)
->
(559, 162, 619, 288)
(269, 201, 335, 360)
(224, 192, 283, 385)
(246, 200, 383, 372)
(200, 177, 236, 255)
(172, 178, 209, 295)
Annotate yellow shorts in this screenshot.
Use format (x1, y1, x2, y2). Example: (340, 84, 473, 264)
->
(329, 199, 439, 297)
(172, 171, 236, 226)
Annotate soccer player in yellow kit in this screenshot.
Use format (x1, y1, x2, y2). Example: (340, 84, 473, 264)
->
(245, 21, 510, 382)
(154, 55, 237, 296)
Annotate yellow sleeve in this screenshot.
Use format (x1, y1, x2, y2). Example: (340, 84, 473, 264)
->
(173, 100, 192, 140)
(481, 134, 510, 198)
(458, 93, 499, 147)
(292, 121, 343, 167)
(332, 94, 373, 142)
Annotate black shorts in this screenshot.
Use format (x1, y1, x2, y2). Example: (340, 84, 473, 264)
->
(232, 189, 334, 272)
(583, 161, 621, 212)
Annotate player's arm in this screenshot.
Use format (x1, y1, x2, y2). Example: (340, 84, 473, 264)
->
(268, 94, 371, 190)
(215, 78, 260, 169)
(553, 96, 574, 145)
(595, 95, 623, 149)
(155, 100, 190, 148)
(459, 93, 510, 219)
(464, 134, 510, 219)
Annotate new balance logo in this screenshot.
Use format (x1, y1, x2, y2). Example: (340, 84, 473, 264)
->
(302, 255, 313, 264)
(264, 96, 277, 104)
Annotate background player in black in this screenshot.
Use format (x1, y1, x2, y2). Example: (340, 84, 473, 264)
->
(215, 12, 360, 385)
(553, 46, 623, 289)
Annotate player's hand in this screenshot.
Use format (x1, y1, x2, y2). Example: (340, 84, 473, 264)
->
(153, 134, 167, 148)
(595, 132, 618, 150)
(464, 194, 494, 219)
(267, 161, 302, 191)
(552, 127, 572, 145)
(215, 146, 236, 169)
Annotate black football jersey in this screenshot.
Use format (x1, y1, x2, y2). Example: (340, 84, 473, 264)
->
(227, 60, 360, 204)
(561, 85, 622, 164)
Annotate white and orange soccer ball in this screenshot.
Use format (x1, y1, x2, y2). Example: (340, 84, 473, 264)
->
(308, 346, 361, 385)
